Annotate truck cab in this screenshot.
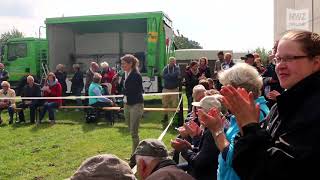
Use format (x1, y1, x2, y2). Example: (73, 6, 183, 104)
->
(1, 38, 48, 84)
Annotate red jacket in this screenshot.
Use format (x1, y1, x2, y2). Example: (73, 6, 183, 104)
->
(44, 82, 63, 105)
(101, 68, 117, 94)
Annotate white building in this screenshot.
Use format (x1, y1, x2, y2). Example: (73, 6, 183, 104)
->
(274, 0, 320, 41)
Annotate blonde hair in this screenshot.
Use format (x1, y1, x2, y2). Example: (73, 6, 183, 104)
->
(218, 63, 263, 98)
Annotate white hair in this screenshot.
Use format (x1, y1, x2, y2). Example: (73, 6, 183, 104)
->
(192, 85, 206, 98)
(27, 75, 34, 81)
(1, 81, 10, 88)
(218, 62, 263, 98)
(100, 62, 109, 68)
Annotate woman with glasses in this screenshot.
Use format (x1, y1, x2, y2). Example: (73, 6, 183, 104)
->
(0, 81, 15, 124)
(217, 30, 320, 179)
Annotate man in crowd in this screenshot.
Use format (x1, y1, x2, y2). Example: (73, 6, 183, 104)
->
(71, 154, 136, 180)
(162, 57, 180, 128)
(0, 81, 15, 124)
(133, 139, 195, 180)
(221, 53, 235, 70)
(241, 53, 255, 66)
(17, 75, 42, 124)
(0, 63, 9, 88)
(213, 51, 224, 79)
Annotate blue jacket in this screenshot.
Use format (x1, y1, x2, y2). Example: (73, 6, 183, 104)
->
(218, 96, 269, 180)
(88, 82, 111, 105)
(162, 64, 180, 89)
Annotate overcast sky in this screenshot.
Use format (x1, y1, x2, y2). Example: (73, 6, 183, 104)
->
(0, 0, 274, 52)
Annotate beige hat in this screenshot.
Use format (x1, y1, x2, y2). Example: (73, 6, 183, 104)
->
(70, 154, 136, 180)
(192, 94, 223, 112)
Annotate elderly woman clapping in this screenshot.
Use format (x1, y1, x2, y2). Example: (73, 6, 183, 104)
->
(198, 63, 269, 180)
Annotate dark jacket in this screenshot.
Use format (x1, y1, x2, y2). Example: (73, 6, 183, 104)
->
(71, 70, 84, 90)
(162, 64, 180, 89)
(0, 69, 9, 83)
(199, 65, 211, 78)
(181, 128, 220, 180)
(55, 71, 67, 92)
(185, 70, 201, 97)
(262, 63, 284, 107)
(232, 71, 320, 180)
(147, 159, 195, 180)
(21, 83, 42, 105)
(123, 70, 143, 105)
(221, 61, 235, 70)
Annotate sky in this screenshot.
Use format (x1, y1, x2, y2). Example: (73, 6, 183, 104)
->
(0, 0, 274, 52)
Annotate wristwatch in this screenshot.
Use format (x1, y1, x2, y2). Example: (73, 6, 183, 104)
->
(214, 129, 224, 138)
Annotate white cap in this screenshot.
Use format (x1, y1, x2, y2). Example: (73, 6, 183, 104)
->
(192, 94, 223, 112)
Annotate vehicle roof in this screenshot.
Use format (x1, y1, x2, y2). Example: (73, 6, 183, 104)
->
(45, 11, 171, 24)
(7, 37, 46, 42)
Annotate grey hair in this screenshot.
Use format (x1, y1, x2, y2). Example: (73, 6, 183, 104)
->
(218, 63, 263, 98)
(192, 85, 206, 98)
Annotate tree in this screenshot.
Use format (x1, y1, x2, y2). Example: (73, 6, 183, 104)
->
(174, 34, 202, 49)
(0, 28, 24, 43)
(254, 47, 271, 66)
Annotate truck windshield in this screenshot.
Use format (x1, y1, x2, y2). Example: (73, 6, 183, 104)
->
(8, 43, 27, 61)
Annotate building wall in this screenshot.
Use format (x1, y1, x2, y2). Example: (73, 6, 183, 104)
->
(274, 0, 320, 40)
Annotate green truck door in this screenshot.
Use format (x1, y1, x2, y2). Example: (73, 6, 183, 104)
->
(4, 42, 32, 81)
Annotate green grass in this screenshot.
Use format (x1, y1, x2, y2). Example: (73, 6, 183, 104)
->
(0, 97, 189, 180)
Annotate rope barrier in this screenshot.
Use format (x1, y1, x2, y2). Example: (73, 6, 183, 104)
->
(0, 92, 181, 100)
(131, 95, 183, 174)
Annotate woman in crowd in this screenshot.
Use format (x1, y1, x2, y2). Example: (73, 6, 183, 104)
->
(100, 62, 116, 95)
(198, 57, 211, 78)
(185, 61, 201, 112)
(220, 30, 320, 179)
(39, 72, 62, 124)
(0, 81, 15, 124)
(198, 63, 269, 180)
(121, 54, 144, 153)
(71, 64, 84, 107)
(254, 58, 266, 74)
(88, 73, 113, 122)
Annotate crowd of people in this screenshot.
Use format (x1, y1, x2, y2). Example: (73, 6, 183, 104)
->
(1, 30, 320, 179)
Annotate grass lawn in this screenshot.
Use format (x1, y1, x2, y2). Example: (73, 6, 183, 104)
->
(0, 95, 188, 180)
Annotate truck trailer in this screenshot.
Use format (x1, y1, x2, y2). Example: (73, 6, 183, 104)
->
(0, 11, 175, 93)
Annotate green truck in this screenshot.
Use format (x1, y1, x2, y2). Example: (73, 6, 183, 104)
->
(0, 11, 175, 92)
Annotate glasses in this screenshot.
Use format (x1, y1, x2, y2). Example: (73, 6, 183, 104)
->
(274, 55, 310, 64)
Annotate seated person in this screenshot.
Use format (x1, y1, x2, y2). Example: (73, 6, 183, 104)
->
(39, 72, 62, 124)
(88, 73, 114, 122)
(17, 75, 42, 124)
(133, 139, 195, 180)
(0, 81, 16, 124)
(70, 154, 136, 180)
(171, 95, 222, 180)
